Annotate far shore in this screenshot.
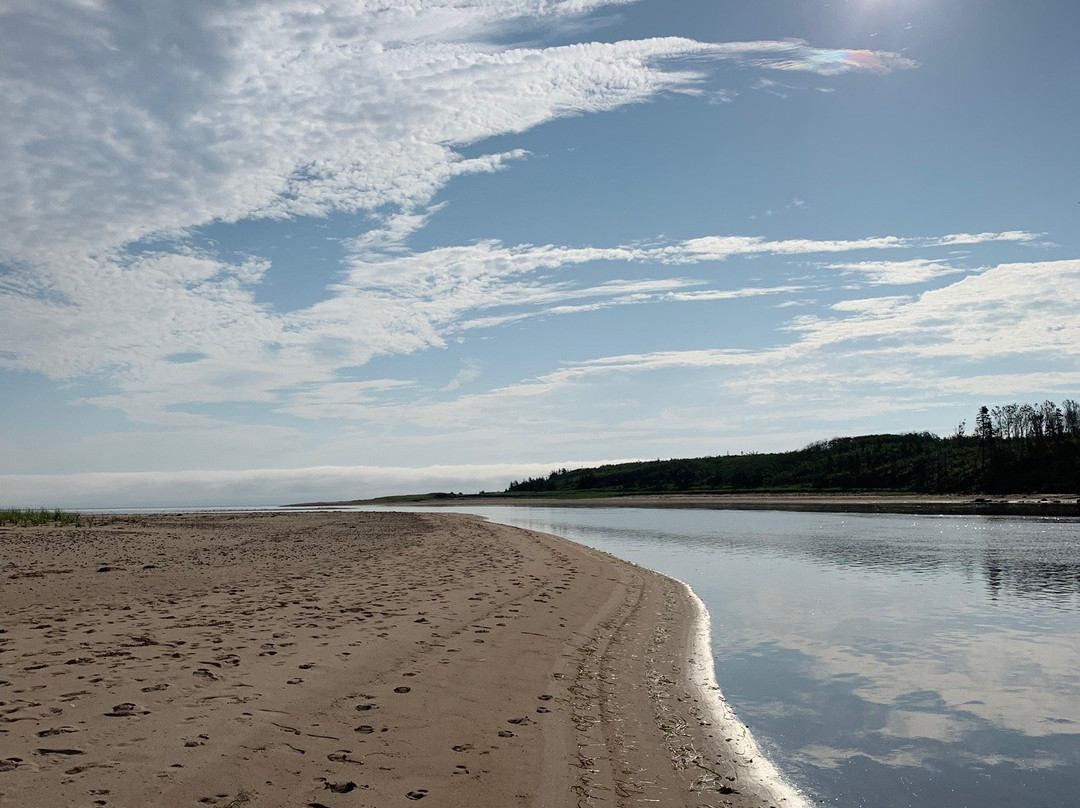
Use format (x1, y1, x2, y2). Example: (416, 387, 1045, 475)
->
(287, 491, 1080, 517)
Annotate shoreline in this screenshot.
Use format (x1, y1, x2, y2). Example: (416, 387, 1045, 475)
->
(678, 582, 811, 807)
(0, 511, 806, 807)
(291, 492, 1080, 517)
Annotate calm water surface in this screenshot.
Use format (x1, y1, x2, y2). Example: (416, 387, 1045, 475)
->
(391, 506, 1080, 808)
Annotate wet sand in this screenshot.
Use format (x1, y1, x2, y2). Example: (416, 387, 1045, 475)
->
(0, 511, 806, 808)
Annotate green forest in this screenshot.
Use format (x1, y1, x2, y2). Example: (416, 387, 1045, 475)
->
(506, 400, 1080, 496)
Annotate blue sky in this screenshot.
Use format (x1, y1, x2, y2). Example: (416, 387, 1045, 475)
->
(2, 0, 1077, 506)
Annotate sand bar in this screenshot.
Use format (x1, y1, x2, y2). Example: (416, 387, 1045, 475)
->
(1, 511, 805, 808)
(306, 493, 1080, 517)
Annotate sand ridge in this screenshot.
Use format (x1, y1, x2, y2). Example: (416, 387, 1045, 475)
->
(317, 493, 1080, 517)
(1, 511, 802, 807)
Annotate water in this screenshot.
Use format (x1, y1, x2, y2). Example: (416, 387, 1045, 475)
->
(375, 505, 1080, 808)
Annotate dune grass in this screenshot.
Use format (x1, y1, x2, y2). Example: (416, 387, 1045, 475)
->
(0, 507, 91, 527)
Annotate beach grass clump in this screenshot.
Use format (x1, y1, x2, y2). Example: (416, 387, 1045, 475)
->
(0, 507, 89, 527)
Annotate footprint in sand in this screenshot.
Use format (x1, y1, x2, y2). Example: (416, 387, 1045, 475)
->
(324, 780, 356, 793)
(327, 750, 361, 763)
(406, 789, 428, 800)
(105, 703, 148, 717)
(354, 725, 375, 734)
(37, 727, 77, 737)
(393, 686, 410, 694)
(355, 704, 375, 711)
(497, 730, 514, 738)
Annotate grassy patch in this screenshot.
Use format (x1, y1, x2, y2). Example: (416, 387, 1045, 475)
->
(0, 508, 93, 527)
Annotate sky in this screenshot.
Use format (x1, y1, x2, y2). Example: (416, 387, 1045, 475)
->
(1, 0, 1078, 507)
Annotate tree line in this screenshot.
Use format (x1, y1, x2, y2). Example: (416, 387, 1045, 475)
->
(506, 400, 1080, 496)
(971, 399, 1079, 441)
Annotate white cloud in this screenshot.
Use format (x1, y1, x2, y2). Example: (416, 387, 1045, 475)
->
(0, 231, 1054, 429)
(924, 372, 1080, 396)
(662, 285, 804, 302)
(442, 358, 484, 392)
(669, 231, 1036, 263)
(336, 258, 1080, 435)
(826, 258, 968, 285)
(792, 260, 1080, 358)
(829, 295, 913, 315)
(0, 0, 919, 272)
(0, 0, 932, 434)
(279, 379, 417, 420)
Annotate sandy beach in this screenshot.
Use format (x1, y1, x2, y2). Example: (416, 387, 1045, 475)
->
(0, 511, 803, 808)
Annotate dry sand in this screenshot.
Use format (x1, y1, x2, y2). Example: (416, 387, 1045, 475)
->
(1, 511, 806, 808)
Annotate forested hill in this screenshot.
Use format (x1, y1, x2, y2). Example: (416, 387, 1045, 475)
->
(506, 401, 1080, 496)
